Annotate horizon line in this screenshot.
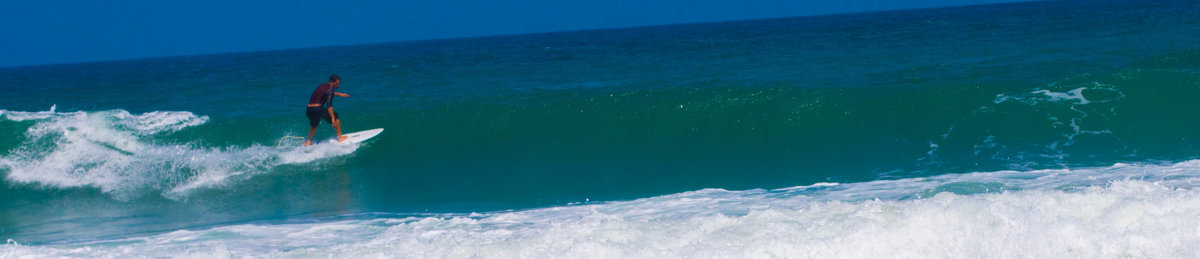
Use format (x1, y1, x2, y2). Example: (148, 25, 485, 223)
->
(1, 0, 1038, 70)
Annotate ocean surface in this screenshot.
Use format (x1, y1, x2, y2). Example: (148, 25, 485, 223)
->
(3, 0, 1200, 257)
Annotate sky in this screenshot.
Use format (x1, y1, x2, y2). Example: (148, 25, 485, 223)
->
(1, 0, 1030, 68)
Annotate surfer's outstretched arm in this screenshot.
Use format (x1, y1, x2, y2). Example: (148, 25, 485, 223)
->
(335, 92, 350, 98)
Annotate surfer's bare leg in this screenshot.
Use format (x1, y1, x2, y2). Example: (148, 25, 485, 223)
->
(333, 118, 347, 142)
(327, 108, 347, 142)
(305, 126, 317, 146)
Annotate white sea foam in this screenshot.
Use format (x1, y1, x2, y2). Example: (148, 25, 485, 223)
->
(975, 82, 1130, 168)
(4, 161, 1200, 258)
(0, 109, 358, 200)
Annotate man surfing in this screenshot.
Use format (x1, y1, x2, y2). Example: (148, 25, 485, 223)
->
(305, 74, 351, 146)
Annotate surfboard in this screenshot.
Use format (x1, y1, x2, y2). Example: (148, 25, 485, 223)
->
(325, 128, 384, 145)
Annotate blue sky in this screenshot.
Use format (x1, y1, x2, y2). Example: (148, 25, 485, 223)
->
(1, 0, 1028, 68)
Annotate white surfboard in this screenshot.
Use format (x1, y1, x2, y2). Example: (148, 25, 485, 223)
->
(325, 128, 384, 145)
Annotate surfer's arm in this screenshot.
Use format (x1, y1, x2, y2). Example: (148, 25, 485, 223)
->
(335, 92, 350, 98)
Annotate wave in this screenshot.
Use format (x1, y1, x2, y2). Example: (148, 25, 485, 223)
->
(4, 160, 1199, 257)
(376, 64, 1200, 187)
(0, 108, 359, 200)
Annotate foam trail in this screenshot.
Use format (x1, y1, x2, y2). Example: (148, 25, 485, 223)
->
(4, 161, 1200, 258)
(0, 109, 358, 200)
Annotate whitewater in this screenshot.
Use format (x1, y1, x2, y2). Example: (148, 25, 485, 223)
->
(5, 161, 1200, 258)
(0, 108, 359, 200)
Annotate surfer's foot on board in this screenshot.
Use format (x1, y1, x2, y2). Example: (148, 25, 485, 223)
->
(304, 140, 312, 146)
(338, 135, 348, 142)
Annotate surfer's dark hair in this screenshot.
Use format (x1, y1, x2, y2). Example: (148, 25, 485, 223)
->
(329, 74, 341, 82)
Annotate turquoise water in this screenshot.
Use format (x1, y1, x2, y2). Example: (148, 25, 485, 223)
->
(4, 0, 1200, 256)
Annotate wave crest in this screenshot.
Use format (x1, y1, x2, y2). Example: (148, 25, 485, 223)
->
(0, 108, 357, 200)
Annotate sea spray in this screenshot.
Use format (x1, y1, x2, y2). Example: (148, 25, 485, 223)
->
(0, 109, 358, 200)
(5, 160, 1200, 258)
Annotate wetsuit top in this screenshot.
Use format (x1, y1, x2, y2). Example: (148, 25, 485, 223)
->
(308, 83, 335, 107)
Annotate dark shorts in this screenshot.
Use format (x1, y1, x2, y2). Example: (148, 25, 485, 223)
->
(306, 106, 339, 127)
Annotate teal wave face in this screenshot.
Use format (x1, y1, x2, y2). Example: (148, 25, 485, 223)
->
(5, 63, 1197, 244)
(369, 60, 1200, 191)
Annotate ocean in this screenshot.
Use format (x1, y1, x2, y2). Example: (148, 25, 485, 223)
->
(3, 0, 1200, 257)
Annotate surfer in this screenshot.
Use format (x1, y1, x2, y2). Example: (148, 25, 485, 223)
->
(305, 74, 351, 146)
